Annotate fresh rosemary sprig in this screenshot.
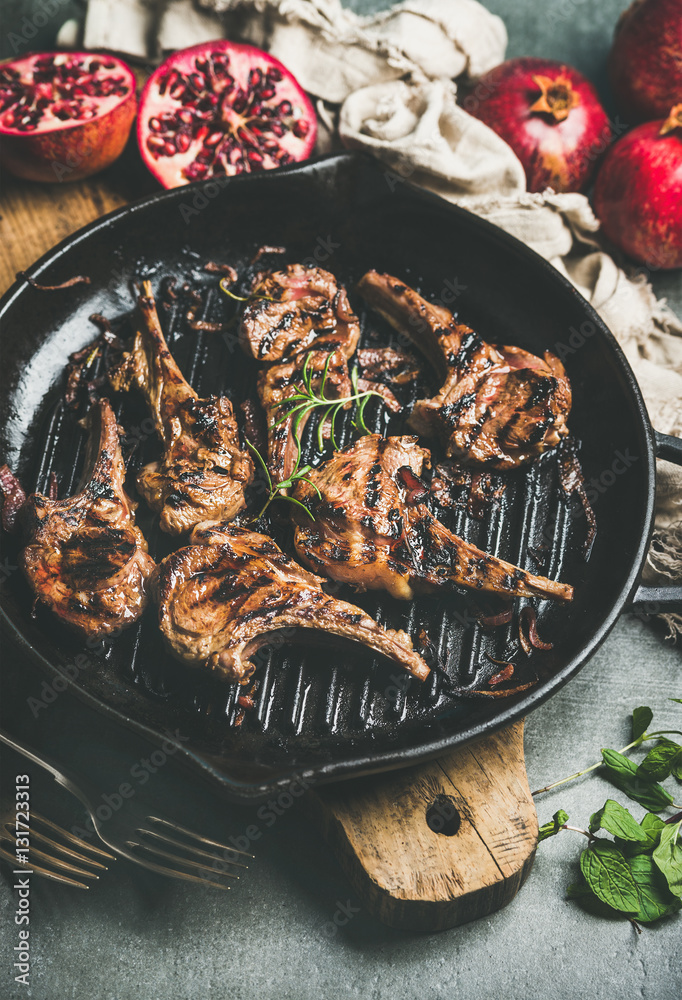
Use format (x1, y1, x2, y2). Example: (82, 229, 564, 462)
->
(246, 439, 321, 522)
(271, 351, 383, 453)
(219, 278, 274, 303)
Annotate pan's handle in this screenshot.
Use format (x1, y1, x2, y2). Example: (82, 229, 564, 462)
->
(631, 429, 682, 611)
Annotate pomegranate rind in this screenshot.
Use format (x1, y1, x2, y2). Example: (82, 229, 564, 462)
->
(0, 52, 136, 183)
(593, 117, 682, 270)
(467, 56, 610, 194)
(137, 40, 318, 189)
(608, 0, 682, 123)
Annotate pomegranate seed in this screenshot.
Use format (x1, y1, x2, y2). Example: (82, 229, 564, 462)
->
(189, 73, 205, 91)
(163, 141, 176, 155)
(205, 131, 222, 146)
(270, 121, 285, 137)
(147, 135, 166, 155)
(258, 86, 275, 100)
(177, 108, 193, 124)
(249, 68, 263, 88)
(277, 100, 292, 116)
(185, 161, 208, 180)
(267, 68, 283, 82)
(232, 93, 247, 114)
(149, 117, 163, 132)
(176, 132, 190, 153)
(103, 60, 116, 69)
(170, 81, 186, 100)
(293, 119, 309, 138)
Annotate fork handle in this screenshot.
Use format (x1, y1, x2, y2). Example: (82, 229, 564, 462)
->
(0, 726, 96, 813)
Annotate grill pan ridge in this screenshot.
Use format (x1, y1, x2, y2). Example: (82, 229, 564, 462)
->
(0, 153, 661, 801)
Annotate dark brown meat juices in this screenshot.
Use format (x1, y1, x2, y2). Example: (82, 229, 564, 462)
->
(292, 434, 573, 603)
(8, 399, 155, 640)
(358, 272, 571, 469)
(154, 522, 430, 683)
(240, 264, 360, 362)
(240, 264, 362, 483)
(109, 281, 253, 534)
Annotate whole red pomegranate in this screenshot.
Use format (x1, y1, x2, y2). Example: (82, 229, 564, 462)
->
(466, 57, 610, 193)
(137, 41, 317, 187)
(609, 0, 682, 123)
(0, 52, 136, 183)
(593, 106, 682, 269)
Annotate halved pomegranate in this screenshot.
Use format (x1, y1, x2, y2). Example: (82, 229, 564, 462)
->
(0, 52, 136, 183)
(137, 41, 317, 188)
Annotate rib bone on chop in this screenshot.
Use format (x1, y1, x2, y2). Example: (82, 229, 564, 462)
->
(292, 434, 573, 603)
(358, 271, 571, 470)
(109, 281, 253, 534)
(240, 264, 360, 363)
(154, 522, 430, 684)
(1, 399, 156, 641)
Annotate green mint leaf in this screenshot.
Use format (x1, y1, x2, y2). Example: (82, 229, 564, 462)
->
(669, 699, 682, 704)
(579, 840, 640, 913)
(632, 706, 653, 742)
(652, 820, 682, 898)
(628, 854, 682, 922)
(637, 739, 682, 783)
(601, 749, 674, 812)
(589, 799, 651, 843)
(641, 812, 667, 844)
(538, 809, 569, 843)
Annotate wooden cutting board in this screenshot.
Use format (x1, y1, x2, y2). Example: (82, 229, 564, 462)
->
(309, 721, 538, 932)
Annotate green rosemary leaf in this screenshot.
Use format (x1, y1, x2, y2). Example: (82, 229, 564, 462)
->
(246, 438, 272, 491)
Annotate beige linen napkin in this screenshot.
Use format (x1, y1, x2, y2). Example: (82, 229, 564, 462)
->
(80, 0, 682, 633)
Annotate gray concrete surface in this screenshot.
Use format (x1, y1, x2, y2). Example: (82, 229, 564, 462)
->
(1, 2, 681, 998)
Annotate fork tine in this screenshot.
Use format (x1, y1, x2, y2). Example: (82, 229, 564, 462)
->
(17, 828, 110, 871)
(145, 816, 253, 857)
(0, 838, 106, 880)
(126, 840, 239, 881)
(135, 828, 249, 870)
(0, 844, 91, 890)
(121, 847, 232, 890)
(31, 810, 115, 860)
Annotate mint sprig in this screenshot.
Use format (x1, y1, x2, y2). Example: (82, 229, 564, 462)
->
(536, 702, 682, 930)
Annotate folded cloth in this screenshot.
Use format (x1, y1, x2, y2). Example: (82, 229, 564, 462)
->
(80, 0, 682, 635)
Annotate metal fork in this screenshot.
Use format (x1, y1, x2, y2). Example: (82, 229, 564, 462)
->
(0, 802, 115, 889)
(0, 728, 250, 890)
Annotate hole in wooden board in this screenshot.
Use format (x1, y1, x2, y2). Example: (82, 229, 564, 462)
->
(425, 794, 461, 836)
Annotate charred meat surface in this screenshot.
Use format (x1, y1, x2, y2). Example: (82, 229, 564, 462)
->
(14, 399, 155, 640)
(257, 347, 352, 484)
(154, 522, 430, 684)
(358, 272, 571, 469)
(292, 435, 573, 602)
(109, 281, 253, 534)
(240, 264, 360, 362)
(356, 346, 421, 386)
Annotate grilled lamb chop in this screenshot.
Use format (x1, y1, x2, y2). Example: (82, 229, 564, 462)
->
(257, 347, 352, 483)
(240, 264, 360, 362)
(154, 522, 430, 684)
(358, 272, 571, 469)
(292, 435, 573, 603)
(3, 399, 155, 640)
(109, 281, 253, 535)
(356, 346, 420, 386)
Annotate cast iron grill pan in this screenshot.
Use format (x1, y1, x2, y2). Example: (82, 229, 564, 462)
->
(0, 154, 659, 800)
